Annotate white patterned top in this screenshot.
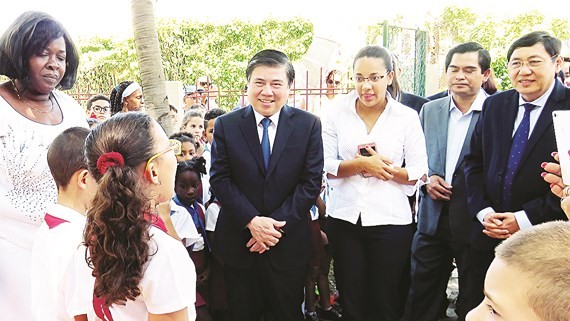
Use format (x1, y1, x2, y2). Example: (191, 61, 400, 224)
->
(0, 90, 88, 249)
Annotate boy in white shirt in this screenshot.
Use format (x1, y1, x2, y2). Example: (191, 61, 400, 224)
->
(30, 127, 97, 321)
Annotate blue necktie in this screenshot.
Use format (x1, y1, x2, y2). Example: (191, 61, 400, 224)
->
(261, 118, 271, 169)
(502, 103, 535, 208)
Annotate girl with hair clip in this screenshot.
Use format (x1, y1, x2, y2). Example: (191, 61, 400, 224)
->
(80, 112, 196, 321)
(172, 156, 213, 321)
(109, 80, 145, 115)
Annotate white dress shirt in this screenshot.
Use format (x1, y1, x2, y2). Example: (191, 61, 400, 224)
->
(323, 91, 428, 226)
(445, 90, 486, 184)
(253, 108, 281, 153)
(476, 81, 555, 229)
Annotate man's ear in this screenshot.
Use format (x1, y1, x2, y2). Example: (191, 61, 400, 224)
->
(76, 169, 90, 190)
(554, 55, 563, 73)
(482, 68, 491, 83)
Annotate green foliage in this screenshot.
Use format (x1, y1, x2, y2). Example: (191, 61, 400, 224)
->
(432, 7, 569, 91)
(440, 6, 477, 43)
(550, 18, 570, 40)
(74, 18, 313, 109)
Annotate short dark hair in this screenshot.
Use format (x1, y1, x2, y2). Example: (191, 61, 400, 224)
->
(445, 42, 491, 73)
(169, 132, 198, 149)
(0, 11, 80, 90)
(507, 31, 561, 62)
(86, 94, 110, 109)
(87, 118, 101, 128)
(203, 107, 226, 130)
(47, 127, 90, 190)
(169, 104, 178, 113)
(246, 49, 295, 87)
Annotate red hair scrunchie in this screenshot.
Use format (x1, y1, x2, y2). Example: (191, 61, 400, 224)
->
(96, 151, 125, 174)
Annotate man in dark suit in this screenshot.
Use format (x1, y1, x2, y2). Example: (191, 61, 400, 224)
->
(210, 49, 323, 321)
(464, 31, 570, 310)
(404, 42, 491, 321)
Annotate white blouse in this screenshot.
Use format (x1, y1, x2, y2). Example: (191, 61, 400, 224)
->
(58, 226, 197, 321)
(323, 91, 428, 226)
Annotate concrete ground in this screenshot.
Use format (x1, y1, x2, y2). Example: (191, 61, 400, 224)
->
(440, 267, 459, 321)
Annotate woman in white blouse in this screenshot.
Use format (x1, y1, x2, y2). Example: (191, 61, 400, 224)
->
(322, 45, 427, 321)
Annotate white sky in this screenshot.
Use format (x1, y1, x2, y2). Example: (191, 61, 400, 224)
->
(2, 0, 568, 42)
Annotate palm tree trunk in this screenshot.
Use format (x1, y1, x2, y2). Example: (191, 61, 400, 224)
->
(131, 0, 173, 134)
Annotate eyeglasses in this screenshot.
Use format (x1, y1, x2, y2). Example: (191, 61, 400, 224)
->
(507, 54, 558, 70)
(92, 106, 111, 113)
(352, 71, 390, 84)
(327, 80, 341, 85)
(145, 139, 182, 172)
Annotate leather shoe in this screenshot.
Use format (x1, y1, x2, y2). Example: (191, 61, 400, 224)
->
(318, 307, 342, 321)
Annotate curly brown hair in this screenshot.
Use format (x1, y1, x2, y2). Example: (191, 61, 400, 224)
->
(83, 112, 156, 305)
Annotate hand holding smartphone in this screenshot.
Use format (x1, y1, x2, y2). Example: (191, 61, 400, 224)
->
(358, 143, 377, 157)
(358, 143, 376, 177)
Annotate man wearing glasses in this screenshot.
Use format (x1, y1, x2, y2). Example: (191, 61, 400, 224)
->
(197, 75, 219, 110)
(464, 31, 570, 312)
(183, 85, 204, 112)
(85, 95, 111, 121)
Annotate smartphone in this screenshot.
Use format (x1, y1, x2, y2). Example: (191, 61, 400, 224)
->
(357, 143, 376, 178)
(552, 110, 570, 185)
(358, 143, 377, 157)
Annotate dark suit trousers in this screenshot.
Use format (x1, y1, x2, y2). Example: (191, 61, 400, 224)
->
(403, 206, 471, 321)
(327, 216, 414, 321)
(224, 255, 306, 321)
(467, 246, 495, 311)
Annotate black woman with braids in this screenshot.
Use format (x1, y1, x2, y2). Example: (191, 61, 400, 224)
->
(109, 80, 145, 115)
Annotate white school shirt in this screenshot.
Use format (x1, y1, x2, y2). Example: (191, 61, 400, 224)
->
(60, 226, 196, 321)
(476, 81, 555, 229)
(323, 91, 428, 226)
(205, 202, 221, 232)
(444, 90, 486, 184)
(30, 204, 86, 321)
(170, 199, 203, 249)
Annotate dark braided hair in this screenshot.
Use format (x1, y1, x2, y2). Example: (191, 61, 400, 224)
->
(109, 80, 134, 115)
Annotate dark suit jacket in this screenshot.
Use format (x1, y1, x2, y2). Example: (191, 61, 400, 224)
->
(418, 96, 479, 244)
(210, 105, 324, 270)
(464, 81, 570, 250)
(401, 92, 430, 114)
(426, 90, 448, 101)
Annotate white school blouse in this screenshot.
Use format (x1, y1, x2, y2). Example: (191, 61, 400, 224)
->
(59, 226, 197, 321)
(323, 91, 428, 226)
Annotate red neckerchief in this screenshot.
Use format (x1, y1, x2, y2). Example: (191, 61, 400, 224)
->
(93, 293, 114, 321)
(92, 212, 168, 320)
(44, 213, 69, 229)
(144, 212, 168, 233)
